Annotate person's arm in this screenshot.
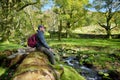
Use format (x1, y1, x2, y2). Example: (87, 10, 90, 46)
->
(37, 30, 50, 49)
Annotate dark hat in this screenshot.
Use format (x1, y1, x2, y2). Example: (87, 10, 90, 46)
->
(38, 25, 44, 29)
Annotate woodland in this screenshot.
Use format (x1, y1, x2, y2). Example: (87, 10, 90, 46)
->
(0, 0, 120, 80)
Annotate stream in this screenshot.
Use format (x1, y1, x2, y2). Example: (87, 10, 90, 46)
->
(63, 56, 102, 80)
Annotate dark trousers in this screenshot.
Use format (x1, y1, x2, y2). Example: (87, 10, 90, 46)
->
(36, 46, 55, 64)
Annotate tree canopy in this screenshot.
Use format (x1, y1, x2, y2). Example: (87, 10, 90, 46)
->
(53, 0, 88, 38)
(87, 0, 120, 38)
(0, 0, 45, 42)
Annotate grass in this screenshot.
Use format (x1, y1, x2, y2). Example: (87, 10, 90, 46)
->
(48, 38, 120, 49)
(0, 42, 23, 51)
(0, 38, 119, 51)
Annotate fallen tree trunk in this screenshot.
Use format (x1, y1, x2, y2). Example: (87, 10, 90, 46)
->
(12, 51, 60, 80)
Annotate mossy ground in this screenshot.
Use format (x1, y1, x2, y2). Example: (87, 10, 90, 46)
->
(61, 65, 85, 80)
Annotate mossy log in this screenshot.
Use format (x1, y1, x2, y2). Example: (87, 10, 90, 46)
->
(12, 51, 59, 80)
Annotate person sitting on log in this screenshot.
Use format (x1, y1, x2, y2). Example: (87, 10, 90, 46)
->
(35, 25, 55, 65)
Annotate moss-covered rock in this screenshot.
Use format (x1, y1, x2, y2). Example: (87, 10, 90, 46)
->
(61, 65, 85, 80)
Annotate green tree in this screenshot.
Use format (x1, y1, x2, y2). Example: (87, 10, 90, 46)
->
(54, 0, 88, 38)
(53, 7, 63, 40)
(0, 0, 41, 42)
(87, 0, 120, 39)
(42, 10, 59, 39)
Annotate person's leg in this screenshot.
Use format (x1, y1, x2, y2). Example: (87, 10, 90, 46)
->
(37, 46, 55, 64)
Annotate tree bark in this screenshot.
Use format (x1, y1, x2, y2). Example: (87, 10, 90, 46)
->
(98, 22, 112, 39)
(106, 28, 112, 39)
(58, 20, 62, 41)
(12, 51, 59, 80)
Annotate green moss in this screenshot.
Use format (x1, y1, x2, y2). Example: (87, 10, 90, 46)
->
(0, 67, 6, 76)
(61, 65, 85, 80)
(13, 52, 49, 76)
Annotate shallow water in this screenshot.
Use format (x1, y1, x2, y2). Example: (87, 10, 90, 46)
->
(64, 56, 102, 80)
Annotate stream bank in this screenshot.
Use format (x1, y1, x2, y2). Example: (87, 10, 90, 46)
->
(53, 44, 120, 80)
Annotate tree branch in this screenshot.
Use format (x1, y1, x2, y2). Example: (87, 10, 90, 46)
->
(110, 26, 117, 30)
(98, 22, 107, 29)
(17, 2, 37, 11)
(110, 20, 118, 30)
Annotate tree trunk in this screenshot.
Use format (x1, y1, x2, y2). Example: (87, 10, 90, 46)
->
(1, 30, 10, 43)
(106, 28, 112, 39)
(58, 20, 62, 41)
(12, 51, 59, 80)
(98, 22, 112, 39)
(66, 22, 71, 38)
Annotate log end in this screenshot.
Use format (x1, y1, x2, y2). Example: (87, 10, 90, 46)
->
(13, 70, 55, 80)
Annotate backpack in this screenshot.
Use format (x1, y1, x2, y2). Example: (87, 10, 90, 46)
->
(27, 34, 37, 48)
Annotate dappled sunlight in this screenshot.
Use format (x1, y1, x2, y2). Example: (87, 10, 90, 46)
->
(0, 0, 120, 80)
(49, 38, 120, 49)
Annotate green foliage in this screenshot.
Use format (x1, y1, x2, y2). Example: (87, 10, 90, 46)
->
(78, 50, 117, 69)
(53, 0, 89, 38)
(98, 71, 112, 80)
(0, 0, 43, 42)
(86, 0, 120, 39)
(0, 67, 6, 76)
